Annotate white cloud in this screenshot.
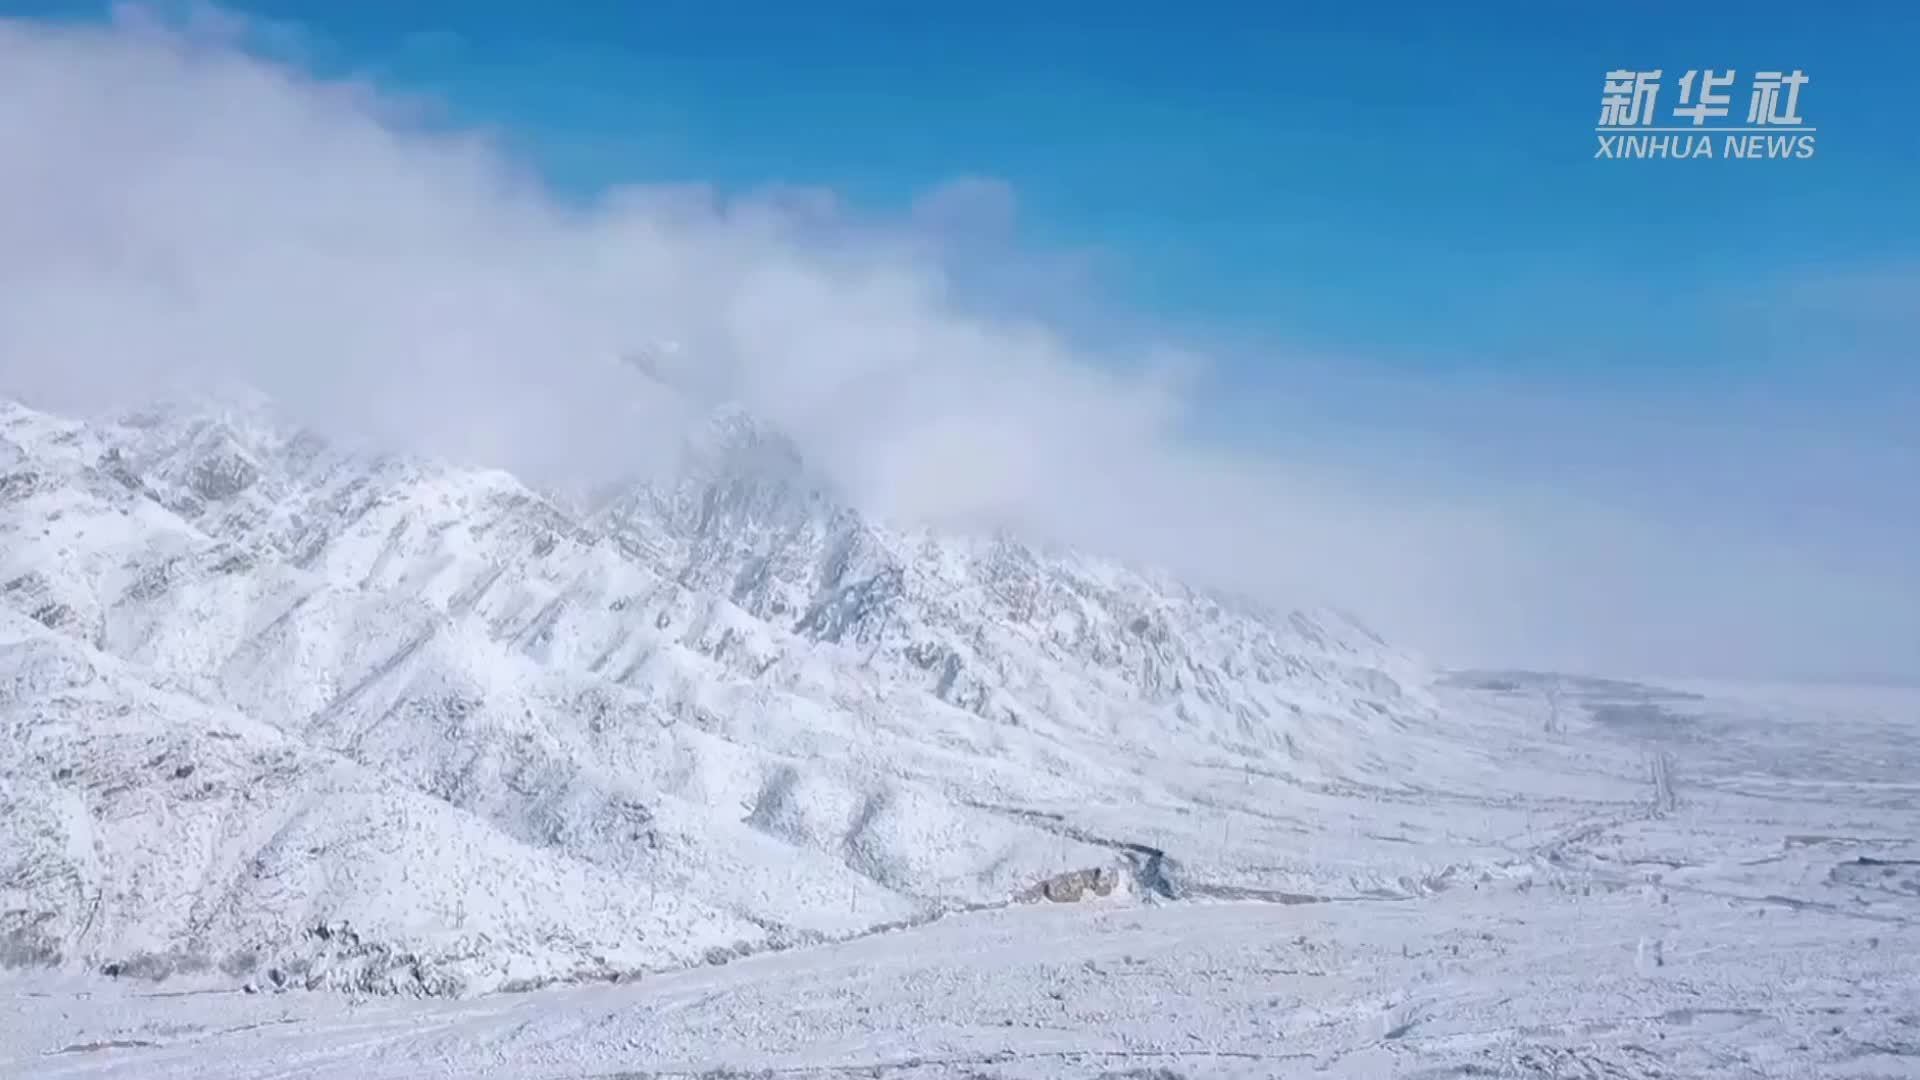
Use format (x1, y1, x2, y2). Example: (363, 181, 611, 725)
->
(910, 176, 1019, 240)
(0, 9, 1913, 682)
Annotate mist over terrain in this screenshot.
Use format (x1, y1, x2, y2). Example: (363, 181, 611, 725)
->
(1, 6, 1914, 681)
(2, 9, 1918, 1080)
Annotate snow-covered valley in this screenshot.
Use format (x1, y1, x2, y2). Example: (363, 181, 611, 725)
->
(3, 395, 1916, 1078)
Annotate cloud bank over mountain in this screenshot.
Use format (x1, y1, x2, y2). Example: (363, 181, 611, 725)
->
(0, 5, 1913, 681)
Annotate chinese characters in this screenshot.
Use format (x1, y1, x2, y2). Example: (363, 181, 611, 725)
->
(1594, 69, 1815, 160)
(1597, 69, 1811, 129)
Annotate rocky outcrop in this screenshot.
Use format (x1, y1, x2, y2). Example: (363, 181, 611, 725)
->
(1021, 866, 1124, 904)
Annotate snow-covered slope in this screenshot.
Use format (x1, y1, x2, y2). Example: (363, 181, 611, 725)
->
(0, 611, 759, 995)
(0, 393, 1448, 996)
(12, 674, 1917, 1078)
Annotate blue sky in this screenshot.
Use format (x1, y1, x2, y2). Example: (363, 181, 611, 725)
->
(22, 1, 1919, 378)
(3, 2, 1915, 679)
(139, 4, 1920, 368)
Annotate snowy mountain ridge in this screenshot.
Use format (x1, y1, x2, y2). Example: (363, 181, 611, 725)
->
(0, 391, 1447, 996)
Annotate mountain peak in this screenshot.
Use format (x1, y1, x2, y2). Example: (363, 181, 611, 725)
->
(680, 402, 809, 480)
(0, 391, 1439, 998)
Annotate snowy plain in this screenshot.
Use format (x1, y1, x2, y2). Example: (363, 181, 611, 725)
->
(2, 396, 1916, 1078)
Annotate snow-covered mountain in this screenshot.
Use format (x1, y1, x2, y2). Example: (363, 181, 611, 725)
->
(0, 392, 1444, 996)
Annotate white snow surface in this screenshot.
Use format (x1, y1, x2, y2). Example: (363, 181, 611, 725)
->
(1, 394, 1436, 989)
(3, 394, 1917, 1077)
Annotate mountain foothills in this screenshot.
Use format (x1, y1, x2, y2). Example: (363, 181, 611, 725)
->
(0, 393, 1445, 996)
